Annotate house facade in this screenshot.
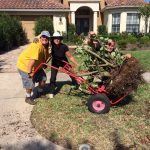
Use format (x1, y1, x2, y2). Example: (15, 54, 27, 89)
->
(103, 0, 149, 33)
(0, 0, 149, 41)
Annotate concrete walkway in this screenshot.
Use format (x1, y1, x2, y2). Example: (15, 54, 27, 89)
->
(0, 72, 70, 150)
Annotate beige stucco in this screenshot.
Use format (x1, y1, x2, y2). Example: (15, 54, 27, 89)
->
(1, 0, 149, 42)
(69, 0, 100, 33)
(21, 21, 35, 42)
(3, 11, 68, 42)
(53, 14, 67, 34)
(104, 7, 149, 33)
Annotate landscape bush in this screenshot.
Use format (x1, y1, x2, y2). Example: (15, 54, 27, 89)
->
(108, 33, 121, 41)
(111, 32, 150, 50)
(117, 39, 128, 50)
(34, 17, 54, 36)
(140, 36, 149, 45)
(98, 25, 107, 35)
(0, 13, 27, 51)
(63, 24, 83, 45)
(127, 35, 137, 44)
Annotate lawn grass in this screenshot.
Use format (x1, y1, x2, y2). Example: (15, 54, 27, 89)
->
(31, 83, 150, 149)
(125, 50, 150, 71)
(31, 50, 150, 149)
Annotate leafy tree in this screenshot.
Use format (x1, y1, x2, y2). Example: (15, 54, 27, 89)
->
(138, 3, 150, 33)
(34, 17, 54, 36)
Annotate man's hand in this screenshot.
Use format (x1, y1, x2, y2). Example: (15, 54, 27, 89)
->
(28, 72, 34, 78)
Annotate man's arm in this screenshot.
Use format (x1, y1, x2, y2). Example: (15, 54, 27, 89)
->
(27, 59, 36, 77)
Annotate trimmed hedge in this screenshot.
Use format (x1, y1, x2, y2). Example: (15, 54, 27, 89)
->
(0, 13, 27, 51)
(97, 32, 150, 50)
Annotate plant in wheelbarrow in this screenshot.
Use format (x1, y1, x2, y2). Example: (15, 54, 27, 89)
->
(75, 36, 143, 114)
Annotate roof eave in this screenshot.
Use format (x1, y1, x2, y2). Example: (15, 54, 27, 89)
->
(68, 0, 100, 2)
(101, 5, 141, 12)
(0, 8, 70, 12)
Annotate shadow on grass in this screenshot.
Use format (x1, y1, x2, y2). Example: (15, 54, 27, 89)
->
(2, 140, 68, 150)
(35, 81, 87, 98)
(112, 129, 137, 150)
(114, 95, 135, 107)
(32, 81, 72, 98)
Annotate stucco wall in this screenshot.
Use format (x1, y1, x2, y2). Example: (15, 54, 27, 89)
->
(104, 7, 149, 33)
(20, 16, 37, 42)
(6, 13, 67, 42)
(53, 14, 67, 34)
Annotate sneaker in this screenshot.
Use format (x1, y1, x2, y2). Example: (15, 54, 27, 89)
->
(25, 97, 37, 105)
(48, 94, 54, 99)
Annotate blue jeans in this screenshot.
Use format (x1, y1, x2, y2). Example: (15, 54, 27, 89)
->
(18, 69, 47, 89)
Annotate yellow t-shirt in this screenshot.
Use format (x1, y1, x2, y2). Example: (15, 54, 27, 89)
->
(17, 42, 49, 73)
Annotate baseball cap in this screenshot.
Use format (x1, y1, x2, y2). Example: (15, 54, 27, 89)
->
(40, 31, 50, 38)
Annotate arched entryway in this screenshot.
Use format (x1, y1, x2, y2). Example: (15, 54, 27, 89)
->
(75, 6, 93, 35)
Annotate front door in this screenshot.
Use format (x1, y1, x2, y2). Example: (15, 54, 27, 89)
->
(76, 18, 89, 35)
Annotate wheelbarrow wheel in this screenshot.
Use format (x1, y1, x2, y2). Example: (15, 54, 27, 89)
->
(87, 93, 110, 114)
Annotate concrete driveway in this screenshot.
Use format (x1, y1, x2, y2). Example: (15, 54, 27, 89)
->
(0, 72, 70, 150)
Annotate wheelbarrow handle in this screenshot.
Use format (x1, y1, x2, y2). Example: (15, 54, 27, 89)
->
(33, 63, 47, 76)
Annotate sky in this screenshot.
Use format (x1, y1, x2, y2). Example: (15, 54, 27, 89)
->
(144, 0, 150, 2)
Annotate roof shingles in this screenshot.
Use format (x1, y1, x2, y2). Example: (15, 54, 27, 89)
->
(105, 0, 145, 7)
(0, 0, 69, 9)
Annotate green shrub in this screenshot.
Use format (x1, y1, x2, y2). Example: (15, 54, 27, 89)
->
(63, 24, 83, 45)
(98, 25, 107, 35)
(68, 24, 76, 35)
(117, 39, 128, 50)
(108, 33, 121, 41)
(0, 13, 27, 51)
(145, 33, 150, 39)
(131, 32, 144, 39)
(120, 32, 129, 39)
(34, 17, 54, 36)
(127, 35, 137, 44)
(140, 36, 149, 45)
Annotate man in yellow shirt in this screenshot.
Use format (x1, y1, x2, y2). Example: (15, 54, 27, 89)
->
(17, 31, 50, 105)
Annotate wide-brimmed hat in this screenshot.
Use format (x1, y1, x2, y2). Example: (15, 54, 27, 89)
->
(52, 32, 63, 39)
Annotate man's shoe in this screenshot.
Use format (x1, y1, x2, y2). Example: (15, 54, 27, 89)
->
(25, 97, 37, 105)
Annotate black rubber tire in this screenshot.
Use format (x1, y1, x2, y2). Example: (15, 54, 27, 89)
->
(87, 93, 110, 114)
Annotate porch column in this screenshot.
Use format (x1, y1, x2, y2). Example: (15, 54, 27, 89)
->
(93, 11, 97, 34)
(120, 12, 127, 33)
(107, 13, 112, 33)
(71, 11, 75, 24)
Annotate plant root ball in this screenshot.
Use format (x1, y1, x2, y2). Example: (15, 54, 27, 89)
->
(106, 57, 143, 98)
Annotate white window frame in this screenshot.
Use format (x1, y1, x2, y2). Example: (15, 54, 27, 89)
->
(112, 13, 120, 33)
(126, 13, 140, 33)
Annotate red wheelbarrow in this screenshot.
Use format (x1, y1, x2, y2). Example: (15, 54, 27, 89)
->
(33, 60, 128, 114)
